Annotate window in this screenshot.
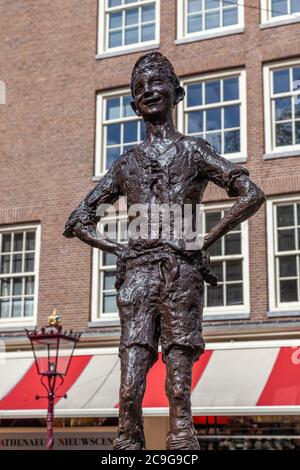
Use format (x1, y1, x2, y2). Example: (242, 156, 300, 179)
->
(203, 205, 249, 317)
(95, 89, 145, 175)
(98, 0, 159, 55)
(92, 215, 127, 321)
(267, 196, 300, 313)
(177, 0, 244, 42)
(178, 70, 247, 161)
(0, 225, 40, 326)
(264, 60, 300, 155)
(261, 0, 300, 24)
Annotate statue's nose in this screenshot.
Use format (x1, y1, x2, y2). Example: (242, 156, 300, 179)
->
(143, 88, 154, 98)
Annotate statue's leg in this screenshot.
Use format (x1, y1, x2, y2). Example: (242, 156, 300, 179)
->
(164, 346, 200, 450)
(113, 345, 155, 450)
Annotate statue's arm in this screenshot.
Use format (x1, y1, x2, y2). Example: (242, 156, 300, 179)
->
(195, 139, 266, 251)
(63, 160, 124, 256)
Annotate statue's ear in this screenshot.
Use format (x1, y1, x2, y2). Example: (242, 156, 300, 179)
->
(130, 100, 141, 117)
(175, 86, 185, 105)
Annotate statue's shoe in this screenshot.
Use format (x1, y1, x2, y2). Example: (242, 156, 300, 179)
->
(166, 431, 200, 450)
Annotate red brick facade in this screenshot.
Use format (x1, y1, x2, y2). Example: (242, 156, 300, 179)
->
(1, 0, 300, 348)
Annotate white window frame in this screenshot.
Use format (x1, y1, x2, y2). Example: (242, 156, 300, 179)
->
(178, 69, 247, 163)
(95, 87, 146, 177)
(0, 224, 41, 329)
(176, 0, 244, 44)
(263, 59, 300, 158)
(267, 194, 300, 315)
(261, 0, 300, 28)
(97, 0, 160, 57)
(91, 214, 127, 323)
(203, 202, 249, 319)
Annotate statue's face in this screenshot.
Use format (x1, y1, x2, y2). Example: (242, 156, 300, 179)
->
(132, 68, 175, 122)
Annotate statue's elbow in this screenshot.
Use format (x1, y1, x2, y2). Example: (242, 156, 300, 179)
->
(248, 185, 266, 211)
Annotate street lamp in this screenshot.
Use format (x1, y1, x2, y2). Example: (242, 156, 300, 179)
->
(26, 309, 81, 450)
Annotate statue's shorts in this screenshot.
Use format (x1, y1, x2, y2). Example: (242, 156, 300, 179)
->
(116, 253, 205, 365)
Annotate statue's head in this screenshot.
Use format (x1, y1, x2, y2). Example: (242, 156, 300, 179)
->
(130, 51, 185, 122)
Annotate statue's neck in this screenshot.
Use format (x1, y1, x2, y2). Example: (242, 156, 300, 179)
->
(144, 115, 178, 144)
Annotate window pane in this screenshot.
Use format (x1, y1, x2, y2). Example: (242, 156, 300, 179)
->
(207, 285, 223, 306)
(210, 239, 222, 256)
(223, 7, 238, 26)
(224, 105, 240, 128)
(141, 23, 155, 42)
(124, 121, 138, 143)
(12, 299, 22, 317)
(205, 0, 219, 9)
(278, 228, 296, 251)
(296, 121, 300, 145)
(25, 232, 35, 251)
(125, 26, 138, 45)
(188, 0, 202, 13)
(13, 278, 22, 296)
(103, 253, 117, 266)
(187, 83, 202, 107)
(273, 69, 290, 94)
(275, 97, 292, 121)
(25, 276, 35, 295)
(0, 255, 10, 274)
(188, 14, 202, 33)
(206, 108, 221, 130)
(226, 260, 242, 281)
(12, 254, 22, 273)
(277, 205, 294, 227)
(142, 4, 155, 21)
(109, 11, 122, 29)
(107, 147, 121, 168)
(291, 0, 300, 13)
(211, 261, 223, 281)
(280, 279, 298, 302)
(103, 293, 117, 313)
(223, 77, 239, 101)
(0, 300, 10, 318)
(123, 95, 135, 117)
(205, 11, 220, 29)
(103, 272, 116, 290)
(107, 124, 121, 145)
(206, 132, 221, 153)
(14, 233, 23, 252)
(227, 284, 243, 305)
(225, 232, 241, 254)
(25, 253, 34, 272)
(271, 0, 288, 17)
(276, 122, 293, 147)
(109, 30, 122, 48)
(24, 298, 34, 317)
(109, 0, 122, 6)
(295, 97, 300, 119)
(206, 211, 221, 231)
(125, 8, 138, 25)
(224, 130, 240, 153)
(293, 66, 300, 84)
(106, 97, 120, 120)
(205, 80, 220, 104)
(279, 255, 297, 277)
(188, 111, 203, 133)
(0, 278, 10, 297)
(1, 234, 11, 253)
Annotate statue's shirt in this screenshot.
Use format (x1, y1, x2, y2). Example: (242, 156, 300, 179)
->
(64, 135, 249, 251)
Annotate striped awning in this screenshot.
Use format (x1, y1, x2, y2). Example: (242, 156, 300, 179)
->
(1, 340, 300, 418)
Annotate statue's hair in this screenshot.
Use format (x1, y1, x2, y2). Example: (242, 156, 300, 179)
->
(131, 51, 181, 96)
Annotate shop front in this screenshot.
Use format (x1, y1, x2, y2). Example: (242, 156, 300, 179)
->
(1, 340, 300, 450)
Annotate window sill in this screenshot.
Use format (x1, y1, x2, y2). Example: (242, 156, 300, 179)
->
(175, 27, 244, 45)
(88, 319, 120, 328)
(267, 310, 300, 318)
(0, 321, 36, 332)
(203, 312, 249, 321)
(264, 149, 300, 160)
(260, 16, 300, 30)
(96, 43, 160, 60)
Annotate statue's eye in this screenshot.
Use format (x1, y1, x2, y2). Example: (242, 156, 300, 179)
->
(135, 85, 143, 94)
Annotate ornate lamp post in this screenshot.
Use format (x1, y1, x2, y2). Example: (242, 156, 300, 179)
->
(26, 309, 81, 450)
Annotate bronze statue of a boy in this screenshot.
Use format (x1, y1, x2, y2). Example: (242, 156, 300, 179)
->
(64, 52, 265, 450)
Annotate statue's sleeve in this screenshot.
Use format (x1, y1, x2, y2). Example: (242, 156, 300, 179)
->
(63, 160, 122, 238)
(194, 138, 250, 198)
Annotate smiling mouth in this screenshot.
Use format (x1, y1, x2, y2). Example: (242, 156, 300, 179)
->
(143, 96, 162, 106)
